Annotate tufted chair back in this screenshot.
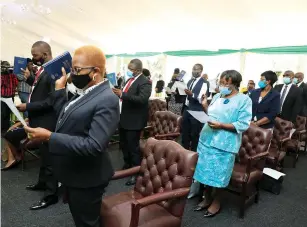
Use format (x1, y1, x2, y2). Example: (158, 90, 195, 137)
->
(148, 99, 167, 123)
(237, 125, 272, 169)
(150, 111, 182, 137)
(271, 117, 294, 148)
(295, 116, 307, 131)
(135, 138, 198, 217)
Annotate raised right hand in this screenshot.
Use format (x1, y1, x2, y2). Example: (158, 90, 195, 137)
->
(21, 67, 31, 79)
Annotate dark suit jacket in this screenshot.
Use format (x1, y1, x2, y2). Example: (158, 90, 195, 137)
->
(250, 88, 280, 129)
(274, 84, 302, 122)
(48, 82, 119, 188)
(26, 71, 57, 131)
(298, 82, 307, 116)
(120, 74, 152, 130)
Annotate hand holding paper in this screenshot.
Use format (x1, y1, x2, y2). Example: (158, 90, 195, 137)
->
(0, 97, 27, 126)
(24, 126, 52, 142)
(16, 103, 27, 112)
(187, 110, 210, 123)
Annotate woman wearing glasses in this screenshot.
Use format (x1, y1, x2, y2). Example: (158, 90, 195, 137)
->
(193, 70, 252, 217)
(24, 45, 120, 227)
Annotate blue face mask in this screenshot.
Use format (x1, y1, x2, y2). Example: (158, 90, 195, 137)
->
(258, 80, 267, 89)
(126, 70, 133, 78)
(219, 86, 232, 96)
(292, 78, 299, 84)
(283, 77, 291, 85)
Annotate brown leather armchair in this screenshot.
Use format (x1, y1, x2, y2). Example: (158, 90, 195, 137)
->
(229, 125, 272, 218)
(283, 116, 307, 167)
(20, 138, 41, 171)
(266, 117, 293, 170)
(101, 138, 198, 227)
(149, 111, 182, 141)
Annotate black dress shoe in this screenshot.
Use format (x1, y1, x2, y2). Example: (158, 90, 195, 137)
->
(203, 208, 221, 218)
(194, 203, 211, 211)
(26, 183, 46, 191)
(29, 196, 58, 210)
(1, 160, 20, 171)
(125, 176, 137, 186)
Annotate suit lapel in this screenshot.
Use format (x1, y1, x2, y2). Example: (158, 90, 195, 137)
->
(56, 82, 108, 131)
(32, 71, 46, 93)
(126, 75, 142, 94)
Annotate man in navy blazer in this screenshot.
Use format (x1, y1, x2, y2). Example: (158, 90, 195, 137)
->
(25, 46, 120, 227)
(181, 64, 209, 151)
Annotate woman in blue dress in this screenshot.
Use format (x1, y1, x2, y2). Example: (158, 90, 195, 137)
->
(193, 70, 252, 217)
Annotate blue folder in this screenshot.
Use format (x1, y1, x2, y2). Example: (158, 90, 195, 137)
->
(106, 73, 117, 86)
(13, 57, 27, 75)
(42, 51, 72, 81)
(176, 70, 186, 80)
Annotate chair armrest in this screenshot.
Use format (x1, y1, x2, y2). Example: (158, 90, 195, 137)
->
(154, 132, 181, 140)
(248, 151, 269, 161)
(129, 188, 190, 227)
(297, 130, 306, 140)
(111, 166, 140, 180)
(279, 137, 291, 150)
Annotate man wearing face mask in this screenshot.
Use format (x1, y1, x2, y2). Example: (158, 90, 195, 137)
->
(273, 70, 302, 122)
(293, 72, 307, 116)
(112, 59, 152, 186)
(16, 41, 59, 210)
(181, 64, 209, 151)
(1, 61, 18, 133)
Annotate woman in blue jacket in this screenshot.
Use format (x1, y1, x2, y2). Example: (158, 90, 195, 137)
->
(250, 71, 280, 129)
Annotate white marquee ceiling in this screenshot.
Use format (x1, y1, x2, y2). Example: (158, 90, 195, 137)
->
(1, 0, 307, 61)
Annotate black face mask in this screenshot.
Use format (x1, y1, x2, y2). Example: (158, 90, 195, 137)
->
(192, 72, 200, 78)
(71, 73, 92, 89)
(32, 57, 45, 66)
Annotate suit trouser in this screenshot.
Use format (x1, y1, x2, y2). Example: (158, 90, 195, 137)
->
(38, 142, 58, 197)
(119, 128, 142, 168)
(181, 109, 203, 151)
(66, 184, 106, 227)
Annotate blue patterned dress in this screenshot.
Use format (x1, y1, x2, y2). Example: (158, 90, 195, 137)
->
(193, 93, 252, 188)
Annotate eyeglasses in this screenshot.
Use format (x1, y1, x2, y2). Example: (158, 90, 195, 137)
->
(71, 67, 95, 75)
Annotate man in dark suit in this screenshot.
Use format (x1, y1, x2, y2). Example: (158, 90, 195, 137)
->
(273, 70, 302, 122)
(182, 64, 209, 151)
(294, 72, 307, 116)
(112, 59, 152, 186)
(243, 80, 255, 96)
(16, 41, 58, 210)
(25, 45, 119, 227)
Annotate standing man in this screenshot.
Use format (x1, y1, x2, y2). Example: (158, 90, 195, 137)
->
(243, 80, 255, 96)
(16, 41, 58, 210)
(1, 61, 18, 133)
(293, 72, 307, 116)
(112, 59, 152, 186)
(274, 70, 302, 122)
(182, 64, 209, 151)
(16, 58, 33, 118)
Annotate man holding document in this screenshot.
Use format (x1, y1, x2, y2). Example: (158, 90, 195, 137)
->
(181, 64, 209, 151)
(16, 41, 59, 210)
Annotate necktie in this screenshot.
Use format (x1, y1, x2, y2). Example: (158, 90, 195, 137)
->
(189, 78, 196, 90)
(28, 67, 43, 102)
(280, 85, 288, 112)
(123, 78, 135, 93)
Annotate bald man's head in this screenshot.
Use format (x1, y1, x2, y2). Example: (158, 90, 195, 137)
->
(31, 41, 52, 65)
(71, 45, 106, 89)
(295, 72, 304, 84)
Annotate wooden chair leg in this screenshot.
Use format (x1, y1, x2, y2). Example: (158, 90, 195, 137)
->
(239, 184, 246, 218)
(254, 182, 260, 204)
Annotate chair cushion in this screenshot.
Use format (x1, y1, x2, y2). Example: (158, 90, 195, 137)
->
(101, 191, 181, 227)
(231, 164, 263, 186)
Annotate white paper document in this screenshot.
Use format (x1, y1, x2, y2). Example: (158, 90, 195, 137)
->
(165, 87, 171, 94)
(173, 81, 187, 95)
(188, 110, 210, 123)
(208, 79, 217, 92)
(289, 129, 296, 138)
(263, 168, 286, 180)
(1, 97, 27, 126)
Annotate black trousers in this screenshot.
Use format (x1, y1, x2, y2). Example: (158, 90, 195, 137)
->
(66, 184, 106, 227)
(1, 100, 11, 133)
(181, 108, 203, 151)
(119, 128, 141, 168)
(38, 142, 58, 198)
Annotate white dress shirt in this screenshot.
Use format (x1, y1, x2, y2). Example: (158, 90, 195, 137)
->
(185, 77, 208, 106)
(280, 83, 292, 109)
